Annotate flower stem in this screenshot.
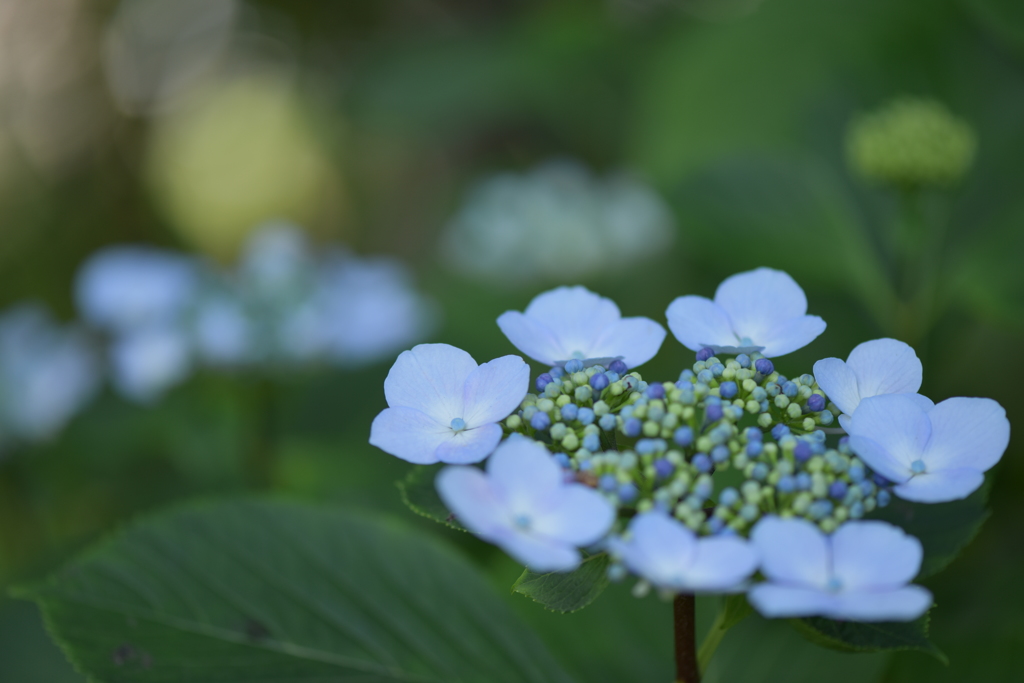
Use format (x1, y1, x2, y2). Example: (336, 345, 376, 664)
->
(673, 593, 700, 683)
(697, 605, 729, 673)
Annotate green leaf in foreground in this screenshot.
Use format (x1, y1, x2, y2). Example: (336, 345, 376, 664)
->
(790, 613, 947, 664)
(512, 553, 610, 613)
(13, 499, 573, 683)
(398, 464, 466, 531)
(872, 485, 990, 578)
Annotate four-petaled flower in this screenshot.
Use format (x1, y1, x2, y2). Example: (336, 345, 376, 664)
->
(813, 338, 923, 430)
(436, 435, 615, 571)
(497, 286, 665, 368)
(749, 517, 932, 621)
(847, 393, 1009, 502)
(370, 343, 529, 464)
(609, 512, 758, 593)
(665, 267, 826, 357)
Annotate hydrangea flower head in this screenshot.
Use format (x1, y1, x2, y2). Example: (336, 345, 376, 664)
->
(110, 326, 193, 403)
(497, 286, 666, 368)
(370, 344, 529, 464)
(749, 517, 932, 621)
(813, 338, 923, 430)
(666, 268, 825, 357)
(436, 435, 615, 571)
(847, 393, 1009, 502)
(609, 512, 758, 593)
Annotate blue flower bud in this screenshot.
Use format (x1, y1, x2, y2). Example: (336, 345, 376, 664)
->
(622, 375, 639, 392)
(599, 414, 617, 431)
(578, 460, 593, 471)
(800, 374, 815, 386)
(711, 445, 731, 463)
(609, 359, 628, 374)
(549, 366, 565, 379)
(877, 489, 891, 507)
(553, 453, 571, 468)
(777, 475, 796, 493)
(771, 424, 790, 440)
(872, 473, 892, 487)
(806, 394, 826, 412)
(765, 382, 781, 398)
(755, 358, 774, 375)
(583, 433, 601, 452)
(624, 417, 642, 437)
(736, 353, 751, 368)
(544, 383, 561, 398)
(719, 487, 740, 507)
(796, 472, 812, 490)
(910, 459, 926, 474)
(605, 371, 620, 383)
(848, 463, 866, 482)
(858, 480, 876, 496)
(618, 483, 639, 503)
(535, 373, 553, 392)
(695, 478, 714, 500)
(646, 383, 665, 399)
(697, 347, 715, 362)
(565, 359, 584, 374)
(530, 412, 551, 430)
(808, 500, 833, 520)
(577, 407, 595, 425)
(745, 427, 763, 442)
(782, 381, 798, 398)
(829, 481, 848, 499)
(693, 453, 712, 473)
(719, 381, 738, 399)
(590, 373, 610, 391)
(654, 458, 674, 479)
(706, 404, 724, 422)
(697, 369, 714, 384)
(740, 504, 759, 522)
(678, 369, 695, 382)
(707, 517, 726, 534)
(450, 417, 466, 431)
(746, 441, 763, 457)
(710, 363, 725, 378)
(599, 474, 618, 492)
(849, 501, 865, 519)
(794, 441, 812, 462)
(673, 426, 694, 447)
(636, 439, 658, 455)
(752, 463, 769, 481)
(558, 403, 577, 422)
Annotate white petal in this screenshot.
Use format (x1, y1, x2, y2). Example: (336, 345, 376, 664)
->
(499, 530, 582, 572)
(369, 406, 451, 464)
(434, 423, 503, 464)
(523, 286, 621, 349)
(894, 468, 986, 503)
(533, 485, 615, 547)
(813, 358, 861, 417)
(748, 585, 837, 618)
(829, 587, 933, 621)
(846, 338, 923, 399)
(462, 355, 530, 427)
(486, 435, 564, 513)
(830, 521, 923, 590)
(109, 328, 191, 403)
(923, 397, 1010, 473)
(383, 344, 477, 422)
(713, 268, 808, 346)
(436, 466, 508, 536)
(847, 394, 932, 472)
(589, 317, 666, 369)
(847, 436, 913, 485)
(750, 517, 829, 588)
(496, 311, 564, 366)
(755, 315, 827, 358)
(614, 513, 697, 589)
(683, 537, 759, 592)
(665, 296, 736, 351)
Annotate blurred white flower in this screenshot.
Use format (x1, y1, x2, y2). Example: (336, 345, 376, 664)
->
(441, 160, 675, 285)
(0, 304, 100, 444)
(109, 326, 192, 404)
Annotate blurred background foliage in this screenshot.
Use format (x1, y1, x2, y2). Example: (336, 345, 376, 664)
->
(0, 0, 1021, 680)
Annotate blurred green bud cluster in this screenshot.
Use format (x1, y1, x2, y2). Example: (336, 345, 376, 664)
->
(846, 97, 976, 188)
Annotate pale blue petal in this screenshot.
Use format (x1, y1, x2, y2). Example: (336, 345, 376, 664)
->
(369, 406, 452, 464)
(683, 537, 759, 592)
(714, 268, 808, 347)
(847, 394, 932, 472)
(923, 397, 1010, 473)
(755, 315, 827, 358)
(435, 465, 507, 536)
(846, 338, 922, 399)
(838, 413, 852, 432)
(110, 327, 192, 403)
(750, 517, 829, 588)
(499, 530, 582, 572)
(665, 296, 736, 351)
(813, 357, 860, 417)
(383, 343, 477, 423)
(846, 436, 912, 484)
(829, 587, 933, 621)
(462, 355, 530, 427)
(486, 435, 563, 513)
(523, 286, 621, 348)
(434, 423, 503, 464)
(894, 468, 986, 503)
(831, 521, 922, 590)
(589, 317, 666, 369)
(614, 513, 697, 589)
(533, 485, 614, 546)
(496, 311, 565, 366)
(748, 585, 837, 618)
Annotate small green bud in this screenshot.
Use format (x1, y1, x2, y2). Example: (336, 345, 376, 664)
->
(555, 394, 571, 407)
(550, 423, 568, 441)
(574, 386, 592, 403)
(537, 398, 555, 413)
(643, 421, 660, 437)
(757, 413, 773, 428)
(505, 415, 522, 430)
(775, 395, 791, 409)
(561, 432, 579, 451)
(819, 518, 838, 533)
(593, 400, 610, 416)
(802, 417, 816, 431)
(786, 402, 802, 419)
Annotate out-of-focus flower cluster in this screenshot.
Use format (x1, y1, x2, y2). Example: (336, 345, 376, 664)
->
(77, 223, 437, 403)
(440, 160, 675, 285)
(371, 267, 1009, 623)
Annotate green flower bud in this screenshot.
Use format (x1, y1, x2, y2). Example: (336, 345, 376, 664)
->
(537, 398, 555, 413)
(505, 414, 522, 430)
(786, 402, 802, 419)
(561, 432, 579, 451)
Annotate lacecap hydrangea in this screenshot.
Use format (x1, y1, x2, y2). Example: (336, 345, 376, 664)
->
(371, 267, 1009, 626)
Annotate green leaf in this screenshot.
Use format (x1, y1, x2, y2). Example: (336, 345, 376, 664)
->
(13, 499, 574, 683)
(397, 464, 466, 531)
(512, 553, 610, 613)
(790, 613, 947, 663)
(871, 486, 990, 578)
(720, 594, 753, 631)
